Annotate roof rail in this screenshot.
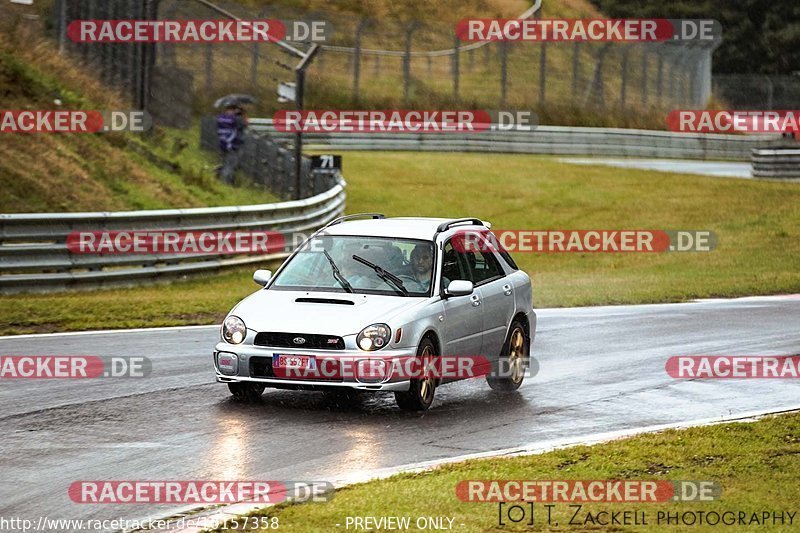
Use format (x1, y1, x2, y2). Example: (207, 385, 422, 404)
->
(322, 213, 386, 230)
(435, 218, 486, 233)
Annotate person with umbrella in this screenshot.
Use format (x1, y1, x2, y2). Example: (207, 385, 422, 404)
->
(214, 94, 255, 185)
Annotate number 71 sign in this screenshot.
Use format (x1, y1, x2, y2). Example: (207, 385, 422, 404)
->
(311, 154, 342, 172)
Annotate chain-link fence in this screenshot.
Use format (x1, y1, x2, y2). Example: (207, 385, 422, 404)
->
(40, 0, 724, 185)
(46, 0, 318, 199)
(47, 0, 717, 127)
(713, 75, 800, 110)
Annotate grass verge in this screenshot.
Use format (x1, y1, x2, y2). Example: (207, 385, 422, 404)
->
(212, 411, 800, 532)
(1, 152, 798, 335)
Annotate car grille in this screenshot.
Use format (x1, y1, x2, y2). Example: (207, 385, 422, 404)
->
(250, 356, 275, 378)
(253, 332, 345, 350)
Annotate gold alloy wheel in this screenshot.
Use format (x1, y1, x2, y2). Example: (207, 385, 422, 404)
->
(508, 327, 526, 383)
(419, 344, 435, 401)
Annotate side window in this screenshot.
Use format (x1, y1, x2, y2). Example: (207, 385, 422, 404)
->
(466, 249, 504, 285)
(440, 241, 469, 289)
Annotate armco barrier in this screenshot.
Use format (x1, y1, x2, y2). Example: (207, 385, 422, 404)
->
(0, 179, 346, 294)
(751, 148, 800, 179)
(250, 120, 778, 161)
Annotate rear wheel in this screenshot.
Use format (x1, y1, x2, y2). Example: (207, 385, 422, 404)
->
(228, 382, 265, 401)
(395, 337, 437, 411)
(486, 321, 528, 392)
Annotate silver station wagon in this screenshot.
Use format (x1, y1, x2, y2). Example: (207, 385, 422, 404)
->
(214, 214, 536, 410)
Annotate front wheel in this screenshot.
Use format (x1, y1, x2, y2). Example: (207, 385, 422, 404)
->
(395, 337, 437, 411)
(486, 321, 529, 392)
(228, 382, 265, 401)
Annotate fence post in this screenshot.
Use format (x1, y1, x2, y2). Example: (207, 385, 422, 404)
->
(641, 46, 649, 106)
(250, 9, 269, 88)
(500, 41, 508, 107)
(667, 55, 678, 106)
(539, 41, 547, 106)
(403, 22, 420, 105)
(56, 0, 67, 53)
(584, 44, 610, 108)
(656, 52, 664, 106)
(619, 46, 630, 108)
(571, 42, 581, 94)
(452, 34, 460, 101)
(764, 75, 774, 110)
(294, 45, 320, 200)
(133, 0, 158, 111)
(353, 19, 370, 102)
(205, 45, 214, 95)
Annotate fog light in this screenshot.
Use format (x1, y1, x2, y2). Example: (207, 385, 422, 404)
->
(356, 359, 387, 383)
(216, 351, 238, 375)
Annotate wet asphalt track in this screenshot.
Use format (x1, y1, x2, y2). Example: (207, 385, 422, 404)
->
(1, 295, 799, 528)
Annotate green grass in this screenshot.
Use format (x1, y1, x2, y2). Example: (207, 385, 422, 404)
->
(211, 411, 800, 532)
(1, 152, 798, 335)
(342, 152, 800, 307)
(0, 33, 276, 212)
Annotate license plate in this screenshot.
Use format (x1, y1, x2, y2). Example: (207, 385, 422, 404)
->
(273, 354, 316, 370)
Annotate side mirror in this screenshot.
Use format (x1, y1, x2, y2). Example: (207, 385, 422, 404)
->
(444, 279, 474, 298)
(253, 269, 272, 287)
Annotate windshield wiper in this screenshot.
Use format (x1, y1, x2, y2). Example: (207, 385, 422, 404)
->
(352, 254, 409, 296)
(323, 249, 354, 293)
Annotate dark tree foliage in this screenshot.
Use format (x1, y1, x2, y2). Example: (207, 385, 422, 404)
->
(590, 0, 800, 74)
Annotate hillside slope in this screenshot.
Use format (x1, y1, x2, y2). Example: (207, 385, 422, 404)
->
(0, 25, 275, 213)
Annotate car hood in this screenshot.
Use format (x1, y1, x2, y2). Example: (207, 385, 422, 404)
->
(232, 289, 427, 335)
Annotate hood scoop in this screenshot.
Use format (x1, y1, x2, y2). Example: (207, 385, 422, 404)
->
(295, 297, 355, 305)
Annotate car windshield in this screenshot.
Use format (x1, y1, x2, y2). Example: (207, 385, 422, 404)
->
(271, 235, 435, 297)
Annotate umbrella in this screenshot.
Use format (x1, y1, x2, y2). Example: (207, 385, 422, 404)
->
(214, 93, 257, 109)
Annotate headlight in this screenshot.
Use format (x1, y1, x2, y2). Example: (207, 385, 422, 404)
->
(357, 323, 391, 351)
(222, 315, 247, 344)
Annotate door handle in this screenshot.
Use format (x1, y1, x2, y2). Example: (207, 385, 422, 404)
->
(470, 294, 481, 307)
(502, 284, 513, 296)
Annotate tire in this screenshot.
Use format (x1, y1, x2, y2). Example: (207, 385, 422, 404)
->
(395, 337, 437, 411)
(486, 320, 529, 392)
(228, 382, 266, 401)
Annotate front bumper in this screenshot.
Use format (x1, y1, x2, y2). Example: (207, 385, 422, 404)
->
(213, 342, 414, 392)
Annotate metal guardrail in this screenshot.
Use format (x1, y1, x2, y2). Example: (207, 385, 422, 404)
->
(752, 148, 800, 178)
(0, 179, 346, 294)
(250, 120, 779, 161)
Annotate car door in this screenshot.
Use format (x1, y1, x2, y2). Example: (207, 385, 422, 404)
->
(464, 246, 513, 360)
(439, 239, 484, 358)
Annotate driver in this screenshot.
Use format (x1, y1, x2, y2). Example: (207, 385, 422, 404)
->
(409, 244, 433, 291)
(336, 241, 381, 289)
